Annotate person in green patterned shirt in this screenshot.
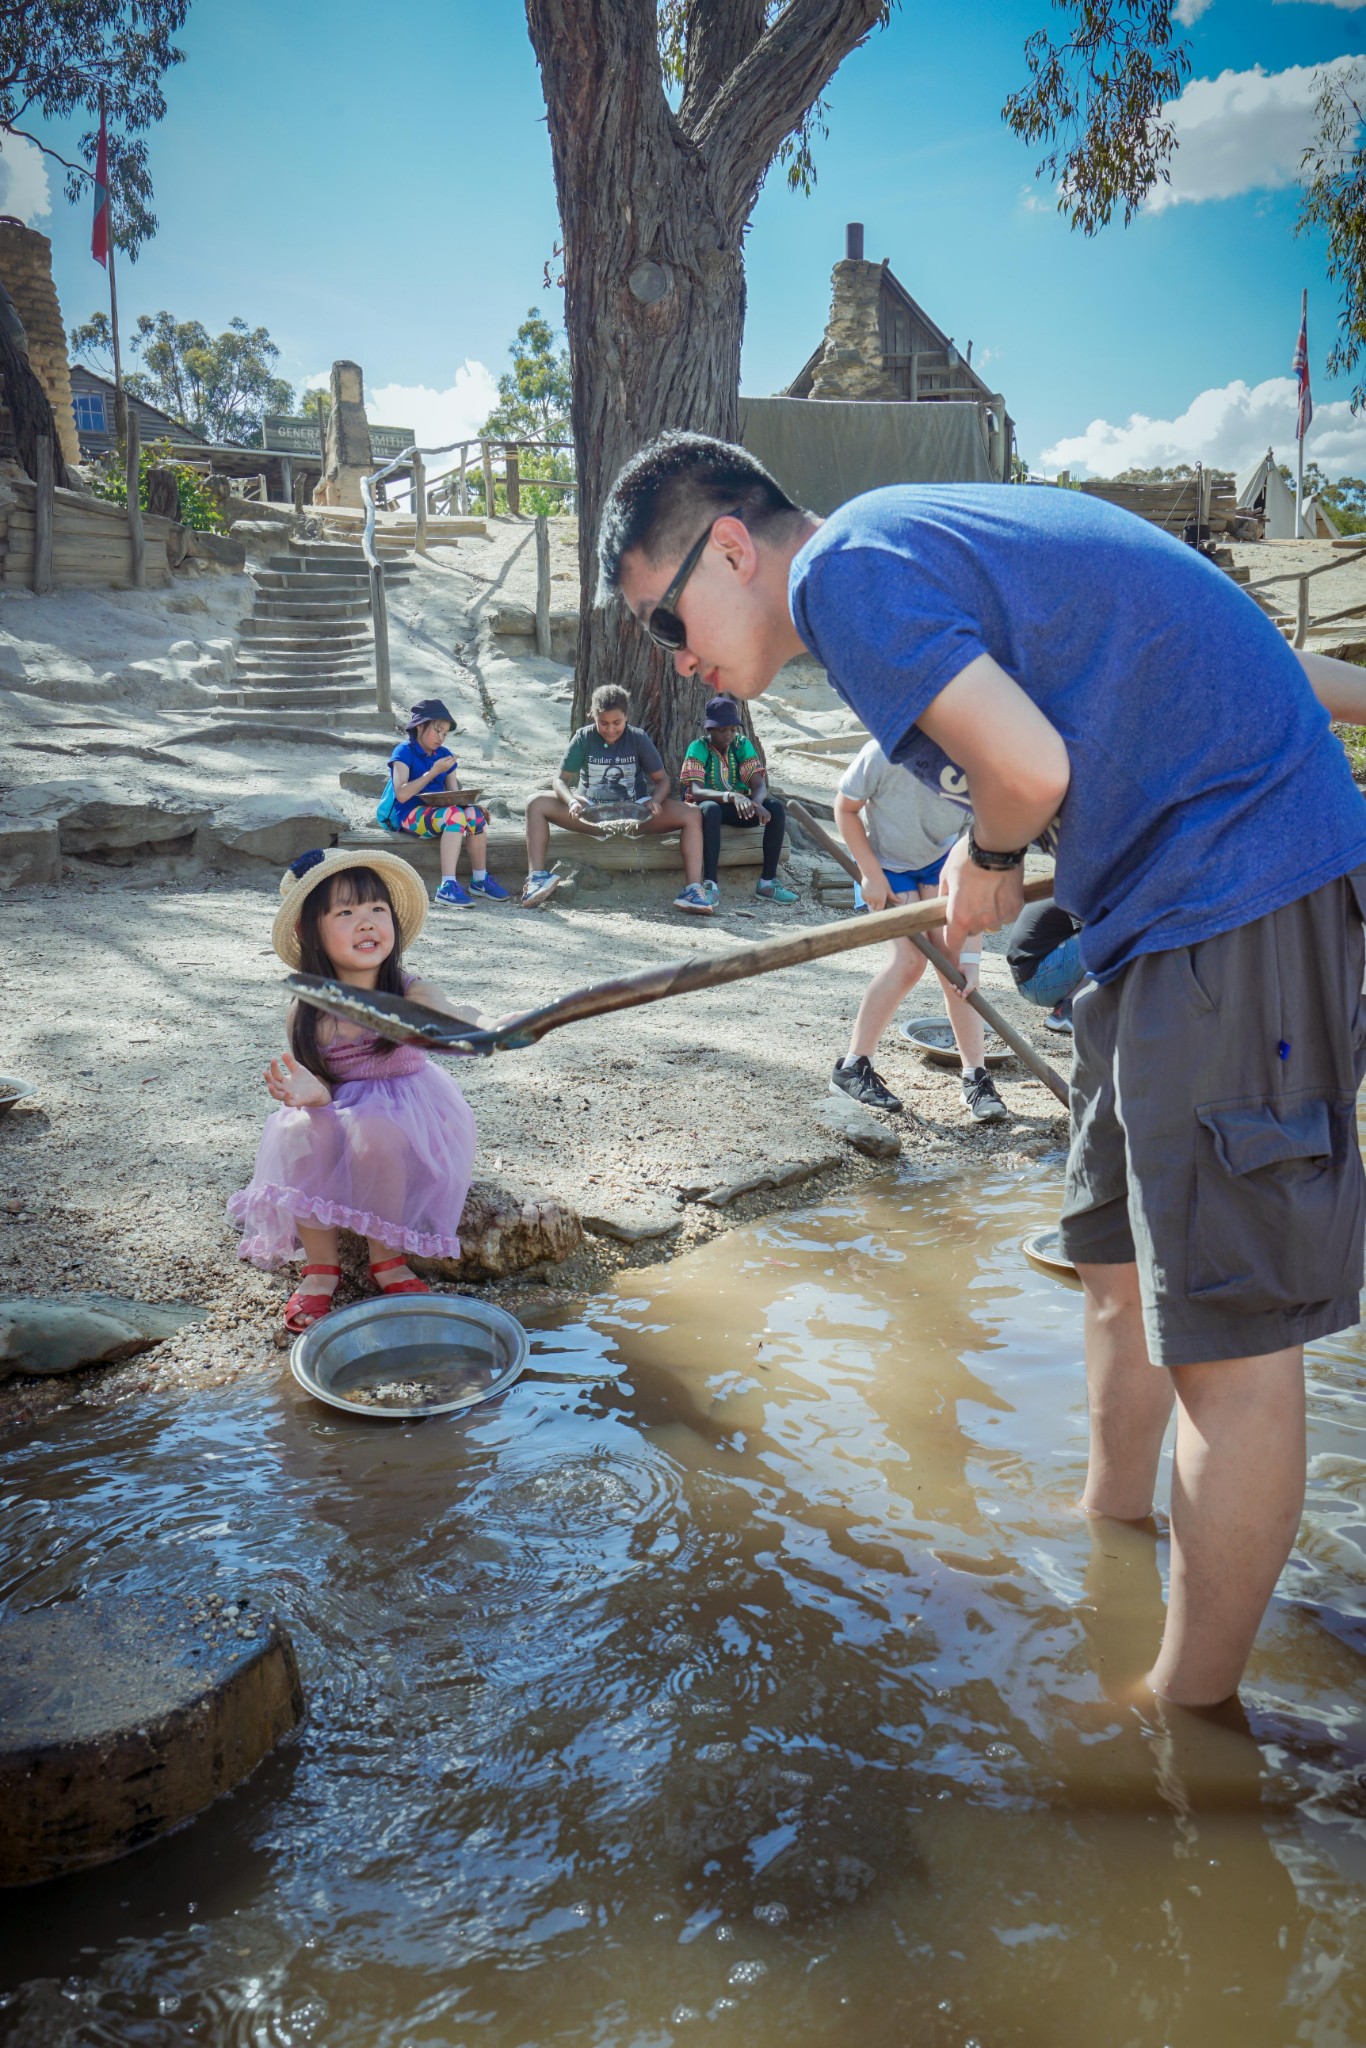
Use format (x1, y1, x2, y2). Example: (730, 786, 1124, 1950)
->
(679, 695, 797, 907)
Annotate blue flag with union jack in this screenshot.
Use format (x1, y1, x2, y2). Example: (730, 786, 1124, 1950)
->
(1293, 288, 1312, 443)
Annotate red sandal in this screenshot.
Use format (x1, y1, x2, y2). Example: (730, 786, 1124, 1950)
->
(283, 1262, 342, 1335)
(369, 1255, 431, 1299)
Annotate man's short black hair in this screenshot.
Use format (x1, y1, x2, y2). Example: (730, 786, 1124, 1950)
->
(597, 431, 802, 603)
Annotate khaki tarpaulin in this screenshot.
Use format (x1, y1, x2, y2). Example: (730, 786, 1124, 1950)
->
(737, 396, 995, 515)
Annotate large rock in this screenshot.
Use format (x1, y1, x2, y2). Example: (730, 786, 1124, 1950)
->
(414, 1180, 582, 1282)
(818, 1097, 903, 1159)
(0, 1593, 304, 1884)
(0, 1294, 207, 1380)
(204, 793, 349, 867)
(0, 779, 210, 860)
(0, 818, 59, 890)
(184, 527, 248, 566)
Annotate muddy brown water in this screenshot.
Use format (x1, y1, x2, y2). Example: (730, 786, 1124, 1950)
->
(2, 1160, 1365, 2047)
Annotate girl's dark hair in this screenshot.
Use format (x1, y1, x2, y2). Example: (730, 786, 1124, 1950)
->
(289, 866, 405, 1084)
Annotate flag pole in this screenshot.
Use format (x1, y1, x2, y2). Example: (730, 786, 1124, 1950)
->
(100, 90, 128, 448)
(1294, 287, 1308, 541)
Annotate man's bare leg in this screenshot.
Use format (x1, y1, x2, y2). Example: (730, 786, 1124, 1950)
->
(1077, 1259, 1175, 1521)
(1150, 1347, 1304, 1706)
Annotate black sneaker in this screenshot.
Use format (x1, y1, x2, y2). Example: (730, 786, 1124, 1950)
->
(830, 1056, 903, 1113)
(961, 1066, 1008, 1123)
(1044, 998, 1074, 1036)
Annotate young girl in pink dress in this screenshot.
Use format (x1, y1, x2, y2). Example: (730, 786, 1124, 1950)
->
(228, 847, 480, 1334)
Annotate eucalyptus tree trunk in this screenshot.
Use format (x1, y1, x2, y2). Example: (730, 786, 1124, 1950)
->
(524, 0, 887, 775)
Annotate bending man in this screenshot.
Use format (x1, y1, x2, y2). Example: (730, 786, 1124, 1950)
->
(597, 429, 1366, 1710)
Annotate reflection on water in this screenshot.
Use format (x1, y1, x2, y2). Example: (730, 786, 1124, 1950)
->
(2, 1161, 1366, 2047)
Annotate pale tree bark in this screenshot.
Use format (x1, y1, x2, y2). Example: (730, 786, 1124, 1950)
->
(524, 0, 889, 773)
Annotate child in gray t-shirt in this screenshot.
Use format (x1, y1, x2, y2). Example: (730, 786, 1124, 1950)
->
(830, 740, 1006, 1124)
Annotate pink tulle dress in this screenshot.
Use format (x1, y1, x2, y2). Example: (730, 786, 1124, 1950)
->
(228, 1003, 477, 1271)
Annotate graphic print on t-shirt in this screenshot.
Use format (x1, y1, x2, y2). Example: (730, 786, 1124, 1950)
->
(585, 752, 638, 805)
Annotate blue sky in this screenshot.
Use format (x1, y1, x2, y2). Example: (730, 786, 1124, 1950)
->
(11, 0, 1366, 477)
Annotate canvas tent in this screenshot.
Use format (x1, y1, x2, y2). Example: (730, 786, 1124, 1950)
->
(1235, 447, 1337, 539)
(737, 395, 994, 517)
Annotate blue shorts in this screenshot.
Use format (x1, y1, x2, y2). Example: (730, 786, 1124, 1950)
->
(854, 852, 948, 909)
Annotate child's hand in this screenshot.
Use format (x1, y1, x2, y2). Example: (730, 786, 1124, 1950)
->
(859, 868, 892, 912)
(264, 1054, 332, 1109)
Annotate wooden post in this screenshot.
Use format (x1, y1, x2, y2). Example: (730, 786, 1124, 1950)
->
(458, 445, 468, 513)
(505, 443, 521, 516)
(370, 561, 392, 718)
(1295, 575, 1310, 649)
(412, 449, 427, 553)
(257, 471, 268, 505)
(33, 436, 53, 594)
(126, 407, 145, 590)
(534, 513, 552, 658)
(482, 439, 495, 521)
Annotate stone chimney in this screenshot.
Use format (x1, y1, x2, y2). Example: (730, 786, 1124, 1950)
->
(314, 359, 373, 508)
(809, 224, 898, 403)
(0, 220, 80, 465)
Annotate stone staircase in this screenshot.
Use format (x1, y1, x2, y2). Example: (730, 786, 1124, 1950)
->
(213, 539, 415, 729)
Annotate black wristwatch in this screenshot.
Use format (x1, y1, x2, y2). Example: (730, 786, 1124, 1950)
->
(966, 825, 1027, 871)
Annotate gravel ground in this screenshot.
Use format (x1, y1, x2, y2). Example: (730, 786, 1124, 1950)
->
(0, 857, 1070, 1432)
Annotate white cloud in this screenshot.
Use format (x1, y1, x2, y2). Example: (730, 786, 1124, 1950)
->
(1174, 0, 1215, 22)
(1040, 376, 1366, 480)
(1276, 1, 1366, 10)
(1148, 58, 1359, 211)
(0, 134, 51, 225)
(365, 363, 499, 447)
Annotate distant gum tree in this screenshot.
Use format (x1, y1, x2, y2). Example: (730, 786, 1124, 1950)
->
(70, 310, 294, 446)
(476, 306, 575, 517)
(1297, 61, 1366, 412)
(524, 0, 1192, 758)
(0, 0, 188, 259)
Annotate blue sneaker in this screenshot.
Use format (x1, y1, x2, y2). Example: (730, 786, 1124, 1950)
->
(469, 873, 510, 901)
(435, 877, 473, 908)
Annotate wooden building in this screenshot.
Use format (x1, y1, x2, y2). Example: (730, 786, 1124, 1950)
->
(68, 365, 322, 502)
(782, 224, 1014, 474)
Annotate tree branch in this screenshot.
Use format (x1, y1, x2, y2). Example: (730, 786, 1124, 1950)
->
(678, 0, 767, 135)
(525, 0, 660, 148)
(1, 119, 90, 181)
(693, 0, 889, 226)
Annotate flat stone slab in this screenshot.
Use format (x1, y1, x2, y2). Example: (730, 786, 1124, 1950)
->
(0, 1593, 305, 1885)
(680, 1152, 842, 1208)
(582, 1203, 681, 1244)
(0, 1293, 207, 1380)
(818, 1097, 903, 1159)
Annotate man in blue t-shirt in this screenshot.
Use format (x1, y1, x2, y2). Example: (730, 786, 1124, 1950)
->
(597, 429, 1366, 1711)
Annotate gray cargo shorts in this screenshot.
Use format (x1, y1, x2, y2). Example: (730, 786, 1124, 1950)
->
(1057, 868, 1366, 1367)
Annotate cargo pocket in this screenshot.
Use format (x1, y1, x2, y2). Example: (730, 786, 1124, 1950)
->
(1189, 1092, 1365, 1314)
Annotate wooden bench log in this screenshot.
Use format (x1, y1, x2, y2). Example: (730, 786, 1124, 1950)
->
(338, 823, 766, 883)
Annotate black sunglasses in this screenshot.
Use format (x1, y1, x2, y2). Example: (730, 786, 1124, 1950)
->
(644, 508, 743, 652)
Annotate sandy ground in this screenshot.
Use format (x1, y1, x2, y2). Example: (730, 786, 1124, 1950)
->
(0, 859, 1072, 1431)
(1227, 535, 1366, 652)
(0, 520, 1072, 1429)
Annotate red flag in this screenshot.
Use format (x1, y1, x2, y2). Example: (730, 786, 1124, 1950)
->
(91, 103, 109, 267)
(1293, 288, 1312, 444)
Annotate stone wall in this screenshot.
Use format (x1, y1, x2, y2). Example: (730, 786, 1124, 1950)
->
(0, 223, 80, 466)
(314, 359, 373, 509)
(809, 259, 899, 403)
